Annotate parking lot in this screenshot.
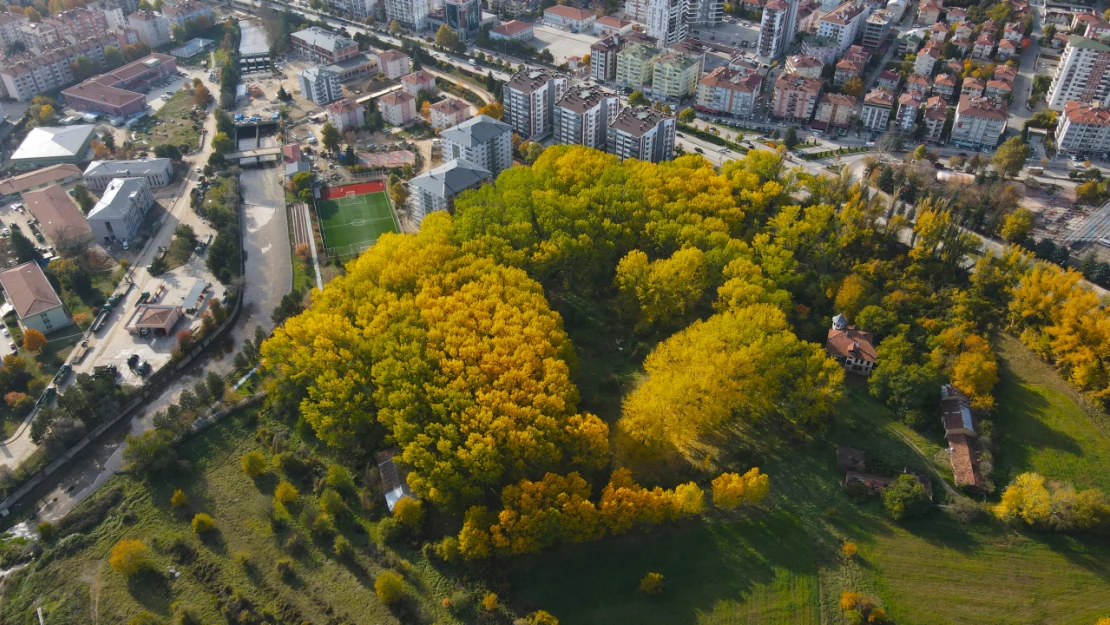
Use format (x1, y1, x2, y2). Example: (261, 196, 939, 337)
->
(689, 18, 761, 49)
(530, 25, 598, 63)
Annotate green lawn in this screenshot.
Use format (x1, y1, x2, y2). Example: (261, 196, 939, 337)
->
(993, 334, 1110, 492)
(143, 90, 204, 153)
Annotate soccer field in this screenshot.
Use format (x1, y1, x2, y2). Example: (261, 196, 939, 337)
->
(314, 190, 399, 258)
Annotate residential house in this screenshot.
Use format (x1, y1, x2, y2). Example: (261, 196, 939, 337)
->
(376, 49, 413, 79)
(916, 0, 941, 25)
(327, 98, 366, 132)
(695, 65, 762, 118)
(0, 262, 72, 335)
(914, 44, 940, 77)
(896, 92, 921, 131)
(876, 69, 900, 91)
(817, 1, 866, 55)
(996, 38, 1018, 61)
(972, 33, 996, 60)
(985, 79, 1012, 101)
(933, 73, 957, 98)
(961, 76, 985, 98)
(825, 313, 876, 376)
(904, 73, 930, 97)
(834, 58, 863, 86)
(127, 10, 170, 47)
(384, 0, 428, 30)
(21, 184, 92, 247)
(940, 385, 983, 489)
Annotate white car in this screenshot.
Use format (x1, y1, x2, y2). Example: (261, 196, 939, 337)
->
(2, 327, 9, 337)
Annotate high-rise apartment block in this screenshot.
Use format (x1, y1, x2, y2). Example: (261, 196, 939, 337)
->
(646, 0, 686, 46)
(591, 36, 622, 82)
(385, 0, 429, 31)
(1047, 36, 1110, 110)
(505, 69, 568, 141)
(554, 87, 620, 150)
(439, 114, 514, 178)
(607, 107, 676, 163)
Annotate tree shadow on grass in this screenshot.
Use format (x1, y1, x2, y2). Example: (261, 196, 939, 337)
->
(128, 569, 173, 615)
(252, 472, 279, 496)
(993, 366, 1084, 481)
(1039, 531, 1110, 584)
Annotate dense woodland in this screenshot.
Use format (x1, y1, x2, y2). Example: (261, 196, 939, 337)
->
(261, 145, 1110, 556)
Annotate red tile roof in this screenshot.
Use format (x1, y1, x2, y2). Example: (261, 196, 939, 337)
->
(826, 327, 877, 362)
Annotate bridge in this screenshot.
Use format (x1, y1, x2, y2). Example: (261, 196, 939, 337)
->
(225, 146, 283, 161)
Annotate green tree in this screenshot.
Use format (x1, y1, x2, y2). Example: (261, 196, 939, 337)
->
(104, 46, 124, 69)
(211, 132, 234, 154)
(991, 136, 1030, 178)
(1000, 208, 1034, 242)
(913, 144, 927, 161)
(614, 248, 708, 331)
(784, 125, 798, 149)
(320, 122, 341, 154)
(628, 90, 647, 106)
(677, 107, 696, 123)
(435, 24, 461, 50)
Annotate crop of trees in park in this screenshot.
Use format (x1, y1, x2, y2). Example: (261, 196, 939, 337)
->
(263, 145, 1110, 551)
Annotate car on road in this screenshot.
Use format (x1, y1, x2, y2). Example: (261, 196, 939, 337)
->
(196, 166, 202, 173)
(8, 342, 16, 353)
(694, 147, 704, 153)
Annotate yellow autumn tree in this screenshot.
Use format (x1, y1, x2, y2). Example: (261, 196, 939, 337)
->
(994, 473, 1053, 526)
(489, 472, 601, 554)
(619, 304, 843, 454)
(109, 539, 149, 576)
(614, 247, 708, 331)
(711, 468, 770, 510)
(261, 215, 608, 509)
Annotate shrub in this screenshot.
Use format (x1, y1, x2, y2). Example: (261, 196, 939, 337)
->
(446, 590, 473, 614)
(109, 539, 149, 576)
(191, 513, 215, 534)
(311, 512, 335, 537)
(393, 497, 424, 531)
(233, 551, 252, 569)
(241, 450, 266, 477)
(523, 610, 560, 624)
(842, 541, 857, 558)
(378, 517, 402, 543)
(480, 592, 499, 612)
(639, 572, 664, 596)
(273, 452, 309, 478)
(711, 468, 770, 510)
(326, 463, 356, 494)
(881, 475, 932, 521)
(36, 521, 55, 542)
(271, 498, 292, 528)
(284, 532, 306, 554)
(375, 570, 406, 604)
(128, 612, 160, 625)
(434, 536, 460, 562)
(275, 557, 295, 579)
(333, 535, 352, 557)
(319, 488, 346, 517)
(170, 489, 188, 508)
(275, 480, 298, 503)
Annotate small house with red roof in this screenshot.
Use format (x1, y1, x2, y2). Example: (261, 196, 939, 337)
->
(825, 313, 877, 376)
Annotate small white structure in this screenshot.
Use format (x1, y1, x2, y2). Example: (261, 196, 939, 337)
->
(376, 449, 416, 512)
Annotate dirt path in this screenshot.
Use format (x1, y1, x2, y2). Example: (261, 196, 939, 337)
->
(885, 425, 963, 501)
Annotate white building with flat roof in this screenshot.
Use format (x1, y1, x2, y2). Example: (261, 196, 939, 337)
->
(87, 177, 153, 244)
(83, 158, 173, 190)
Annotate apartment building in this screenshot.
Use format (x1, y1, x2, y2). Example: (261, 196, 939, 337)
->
(127, 10, 171, 48)
(83, 157, 173, 190)
(933, 73, 956, 98)
(19, 22, 59, 49)
(923, 95, 947, 142)
(785, 55, 823, 78)
(327, 98, 366, 132)
(43, 8, 110, 44)
(861, 9, 891, 49)
(686, 0, 724, 27)
(695, 65, 762, 118)
(379, 90, 417, 125)
(607, 106, 675, 163)
(591, 36, 622, 82)
(914, 44, 940, 76)
(505, 68, 568, 140)
(651, 52, 699, 99)
(812, 92, 857, 130)
(896, 92, 921, 131)
(400, 70, 436, 96)
(616, 43, 657, 88)
(0, 35, 113, 102)
(377, 49, 413, 79)
(385, 0, 429, 30)
(646, 0, 686, 46)
(834, 58, 863, 86)
(972, 32, 996, 60)
(87, 177, 153, 244)
(1055, 101, 1110, 154)
(951, 95, 1007, 148)
(770, 73, 822, 120)
(161, 0, 215, 28)
(0, 13, 27, 49)
(408, 158, 491, 224)
(1047, 36, 1110, 110)
(554, 87, 620, 150)
(817, 2, 866, 55)
(860, 88, 893, 132)
(292, 27, 360, 64)
(439, 114, 513, 177)
(299, 66, 342, 105)
(430, 97, 471, 129)
(758, 0, 790, 59)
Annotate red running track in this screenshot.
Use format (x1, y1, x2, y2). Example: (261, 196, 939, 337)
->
(319, 181, 385, 200)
